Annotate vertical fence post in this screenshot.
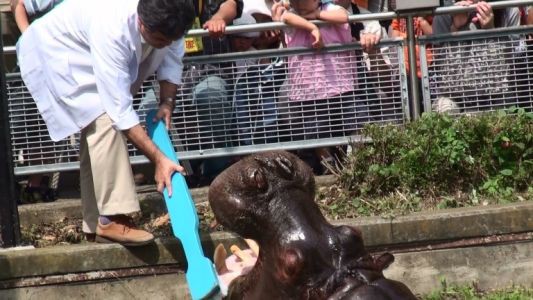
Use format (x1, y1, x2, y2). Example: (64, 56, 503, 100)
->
(406, 15, 421, 120)
(0, 23, 21, 247)
(418, 42, 431, 112)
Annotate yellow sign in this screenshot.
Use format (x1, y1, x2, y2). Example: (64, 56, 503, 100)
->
(185, 17, 203, 54)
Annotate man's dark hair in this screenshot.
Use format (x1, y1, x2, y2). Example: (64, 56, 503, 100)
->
(138, 0, 196, 39)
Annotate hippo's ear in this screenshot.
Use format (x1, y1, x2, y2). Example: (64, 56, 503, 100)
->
(274, 155, 294, 180)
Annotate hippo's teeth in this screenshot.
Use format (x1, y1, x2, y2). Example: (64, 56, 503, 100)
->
(230, 245, 254, 263)
(214, 243, 229, 274)
(244, 239, 260, 256)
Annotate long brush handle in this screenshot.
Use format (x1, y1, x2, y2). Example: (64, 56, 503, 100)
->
(146, 110, 220, 300)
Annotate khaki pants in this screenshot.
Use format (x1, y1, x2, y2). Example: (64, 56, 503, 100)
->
(80, 114, 139, 233)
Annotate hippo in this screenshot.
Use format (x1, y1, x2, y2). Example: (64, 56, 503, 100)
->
(208, 150, 417, 299)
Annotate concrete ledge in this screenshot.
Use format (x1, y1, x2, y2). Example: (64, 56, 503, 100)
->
(1, 241, 531, 299)
(389, 202, 533, 243)
(0, 232, 242, 281)
(385, 241, 533, 294)
(334, 201, 533, 247)
(0, 273, 190, 300)
(18, 192, 164, 227)
(3, 202, 532, 281)
(17, 175, 337, 227)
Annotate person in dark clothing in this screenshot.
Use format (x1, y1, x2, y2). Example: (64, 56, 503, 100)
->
(175, 0, 244, 186)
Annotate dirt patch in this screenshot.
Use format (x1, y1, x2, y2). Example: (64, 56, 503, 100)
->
(20, 202, 220, 248)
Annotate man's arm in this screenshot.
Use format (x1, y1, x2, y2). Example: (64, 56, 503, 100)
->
(155, 80, 178, 129)
(357, 6, 382, 53)
(418, 17, 433, 35)
(154, 38, 184, 128)
(11, 0, 30, 33)
(124, 124, 183, 196)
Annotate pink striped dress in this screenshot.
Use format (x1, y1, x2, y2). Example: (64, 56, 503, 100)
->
(284, 4, 357, 102)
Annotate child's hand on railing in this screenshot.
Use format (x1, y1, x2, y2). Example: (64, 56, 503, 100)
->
(271, 1, 287, 22)
(310, 27, 323, 49)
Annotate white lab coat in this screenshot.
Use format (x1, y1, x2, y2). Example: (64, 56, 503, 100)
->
(16, 0, 185, 141)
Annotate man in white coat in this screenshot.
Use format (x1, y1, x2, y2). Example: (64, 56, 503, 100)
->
(16, 0, 197, 246)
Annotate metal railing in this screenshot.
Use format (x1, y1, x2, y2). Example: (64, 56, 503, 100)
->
(6, 40, 408, 175)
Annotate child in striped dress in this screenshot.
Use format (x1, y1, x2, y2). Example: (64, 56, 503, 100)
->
(272, 0, 357, 172)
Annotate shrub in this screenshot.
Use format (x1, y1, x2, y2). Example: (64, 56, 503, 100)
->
(337, 108, 532, 200)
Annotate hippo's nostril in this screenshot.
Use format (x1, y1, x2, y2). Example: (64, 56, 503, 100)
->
(276, 248, 304, 284)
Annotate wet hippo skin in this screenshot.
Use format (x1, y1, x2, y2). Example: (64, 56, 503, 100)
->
(209, 150, 417, 300)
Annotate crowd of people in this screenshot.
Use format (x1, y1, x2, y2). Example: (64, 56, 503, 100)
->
(168, 0, 533, 179)
(8, 0, 533, 246)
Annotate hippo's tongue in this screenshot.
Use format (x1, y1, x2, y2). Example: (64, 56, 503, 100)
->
(216, 249, 258, 296)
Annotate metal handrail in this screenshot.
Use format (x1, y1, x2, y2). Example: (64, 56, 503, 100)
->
(433, 0, 533, 15)
(3, 0, 532, 53)
(420, 25, 533, 43)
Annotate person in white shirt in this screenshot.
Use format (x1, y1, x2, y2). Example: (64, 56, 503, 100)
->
(10, 0, 63, 33)
(16, 0, 196, 246)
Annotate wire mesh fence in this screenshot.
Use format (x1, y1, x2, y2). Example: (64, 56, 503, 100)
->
(421, 28, 533, 114)
(6, 41, 407, 175)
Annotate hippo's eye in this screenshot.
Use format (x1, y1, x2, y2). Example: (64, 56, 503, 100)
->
(248, 168, 267, 191)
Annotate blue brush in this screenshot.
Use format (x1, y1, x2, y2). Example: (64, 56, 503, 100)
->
(146, 110, 220, 300)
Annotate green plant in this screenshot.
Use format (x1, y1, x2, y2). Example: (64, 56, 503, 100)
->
(336, 109, 532, 201)
(425, 278, 533, 300)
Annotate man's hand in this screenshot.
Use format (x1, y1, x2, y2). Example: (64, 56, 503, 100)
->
(360, 32, 380, 53)
(203, 17, 227, 38)
(451, 1, 473, 31)
(124, 124, 184, 197)
(473, 1, 494, 29)
(154, 154, 185, 196)
(153, 103, 173, 130)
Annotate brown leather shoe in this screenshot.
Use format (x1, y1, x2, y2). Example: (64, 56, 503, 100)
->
(85, 233, 96, 242)
(95, 215, 154, 246)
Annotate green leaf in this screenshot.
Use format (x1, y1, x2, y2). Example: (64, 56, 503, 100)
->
(369, 164, 380, 173)
(500, 169, 513, 176)
(515, 142, 525, 151)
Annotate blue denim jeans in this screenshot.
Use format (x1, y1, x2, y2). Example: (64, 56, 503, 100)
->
(192, 76, 232, 177)
(233, 64, 283, 146)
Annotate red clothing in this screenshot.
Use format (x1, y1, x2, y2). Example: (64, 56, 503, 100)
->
(391, 17, 433, 78)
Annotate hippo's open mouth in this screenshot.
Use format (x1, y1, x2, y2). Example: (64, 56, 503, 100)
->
(209, 150, 416, 299)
